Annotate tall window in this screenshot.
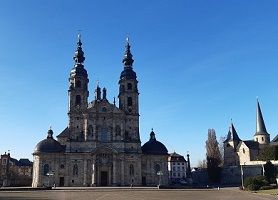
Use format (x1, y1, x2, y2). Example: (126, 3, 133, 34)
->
(73, 164, 78, 176)
(100, 128, 108, 142)
(75, 95, 81, 106)
(2, 158, 7, 165)
(43, 164, 49, 176)
(115, 125, 121, 136)
(129, 164, 134, 176)
(127, 97, 132, 106)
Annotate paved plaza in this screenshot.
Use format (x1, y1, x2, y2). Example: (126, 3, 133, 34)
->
(0, 188, 277, 200)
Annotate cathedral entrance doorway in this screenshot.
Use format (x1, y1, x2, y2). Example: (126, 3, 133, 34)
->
(100, 171, 108, 186)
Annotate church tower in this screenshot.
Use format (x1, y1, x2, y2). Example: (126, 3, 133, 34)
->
(68, 34, 89, 140)
(118, 38, 140, 141)
(253, 99, 270, 144)
(223, 122, 241, 166)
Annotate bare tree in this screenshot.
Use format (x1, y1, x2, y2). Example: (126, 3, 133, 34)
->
(218, 136, 226, 166)
(206, 129, 222, 182)
(197, 159, 207, 169)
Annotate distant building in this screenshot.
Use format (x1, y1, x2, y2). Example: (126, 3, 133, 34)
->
(222, 100, 278, 184)
(168, 152, 190, 184)
(0, 152, 33, 186)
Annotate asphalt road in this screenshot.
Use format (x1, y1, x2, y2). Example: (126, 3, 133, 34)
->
(0, 188, 277, 200)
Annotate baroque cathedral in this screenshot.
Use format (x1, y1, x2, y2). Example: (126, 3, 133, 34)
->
(32, 35, 169, 187)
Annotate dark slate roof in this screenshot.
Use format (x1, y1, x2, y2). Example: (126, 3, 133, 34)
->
(34, 129, 64, 154)
(18, 159, 33, 166)
(243, 140, 259, 149)
(141, 130, 168, 155)
(120, 67, 137, 80)
(70, 66, 88, 77)
(57, 127, 69, 138)
(224, 123, 241, 143)
(169, 152, 186, 162)
(271, 134, 278, 143)
(254, 100, 269, 136)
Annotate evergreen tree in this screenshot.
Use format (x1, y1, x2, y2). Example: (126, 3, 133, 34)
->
(206, 129, 222, 183)
(264, 160, 277, 183)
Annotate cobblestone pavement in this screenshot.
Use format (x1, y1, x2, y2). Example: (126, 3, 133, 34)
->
(0, 188, 277, 200)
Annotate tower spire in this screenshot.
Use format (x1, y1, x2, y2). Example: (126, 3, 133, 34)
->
(73, 33, 85, 66)
(224, 122, 241, 143)
(122, 37, 134, 67)
(255, 99, 268, 135)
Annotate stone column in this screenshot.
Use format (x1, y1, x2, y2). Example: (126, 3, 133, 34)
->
(113, 156, 117, 186)
(109, 166, 112, 185)
(91, 158, 96, 186)
(121, 158, 124, 185)
(121, 123, 124, 140)
(84, 114, 88, 141)
(93, 123, 97, 141)
(112, 121, 115, 141)
(83, 159, 87, 186)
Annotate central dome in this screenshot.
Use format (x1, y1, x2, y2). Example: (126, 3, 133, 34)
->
(141, 130, 168, 155)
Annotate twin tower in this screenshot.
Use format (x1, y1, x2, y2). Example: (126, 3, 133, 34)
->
(68, 35, 139, 141)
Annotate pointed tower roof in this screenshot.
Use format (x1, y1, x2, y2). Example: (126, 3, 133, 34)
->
(74, 34, 85, 65)
(224, 122, 241, 143)
(70, 34, 87, 77)
(122, 37, 134, 68)
(254, 99, 269, 136)
(120, 37, 137, 80)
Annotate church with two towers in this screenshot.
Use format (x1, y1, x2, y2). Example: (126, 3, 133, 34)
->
(32, 35, 169, 187)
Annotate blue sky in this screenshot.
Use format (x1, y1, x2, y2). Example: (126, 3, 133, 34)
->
(0, 0, 278, 166)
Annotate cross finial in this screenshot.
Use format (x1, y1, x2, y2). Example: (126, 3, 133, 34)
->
(77, 30, 82, 38)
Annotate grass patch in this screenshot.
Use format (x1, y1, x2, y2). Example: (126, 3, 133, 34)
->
(257, 188, 278, 195)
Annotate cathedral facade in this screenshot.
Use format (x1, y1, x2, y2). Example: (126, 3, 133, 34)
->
(32, 36, 169, 187)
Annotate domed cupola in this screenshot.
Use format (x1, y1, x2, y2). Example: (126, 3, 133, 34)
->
(34, 128, 64, 154)
(141, 129, 168, 155)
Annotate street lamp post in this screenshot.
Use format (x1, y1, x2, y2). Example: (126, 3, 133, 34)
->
(46, 171, 55, 188)
(240, 165, 244, 189)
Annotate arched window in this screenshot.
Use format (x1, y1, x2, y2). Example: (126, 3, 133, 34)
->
(124, 131, 129, 141)
(127, 83, 132, 90)
(243, 148, 245, 154)
(129, 164, 134, 176)
(76, 80, 81, 88)
(115, 125, 121, 136)
(262, 137, 264, 141)
(127, 97, 132, 106)
(43, 164, 49, 176)
(154, 164, 161, 174)
(75, 95, 81, 106)
(73, 164, 78, 176)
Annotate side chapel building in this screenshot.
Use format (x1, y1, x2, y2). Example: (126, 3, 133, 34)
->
(32, 35, 169, 187)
